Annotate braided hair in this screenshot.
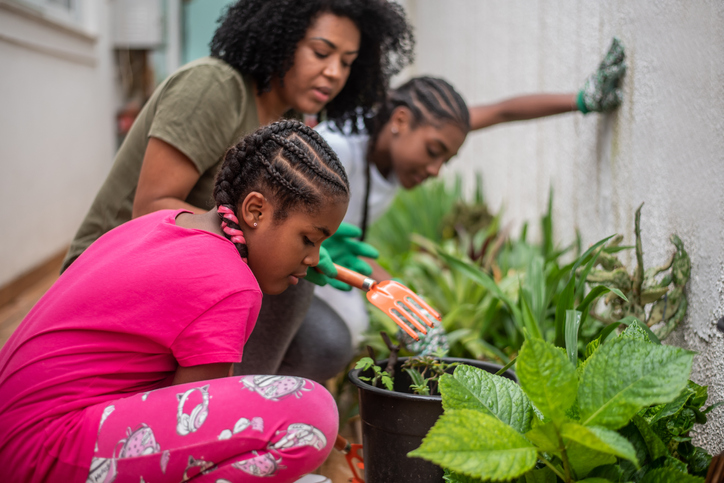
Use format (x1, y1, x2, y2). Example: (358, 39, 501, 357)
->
(213, 120, 349, 260)
(210, 0, 414, 130)
(366, 76, 470, 144)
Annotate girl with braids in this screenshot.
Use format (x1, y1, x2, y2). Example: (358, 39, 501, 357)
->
(287, 39, 626, 379)
(60, 0, 412, 379)
(0, 121, 350, 483)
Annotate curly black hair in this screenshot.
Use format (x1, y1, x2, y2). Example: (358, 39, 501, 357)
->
(210, 0, 414, 129)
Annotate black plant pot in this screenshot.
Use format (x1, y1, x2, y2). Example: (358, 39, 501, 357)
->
(349, 357, 517, 483)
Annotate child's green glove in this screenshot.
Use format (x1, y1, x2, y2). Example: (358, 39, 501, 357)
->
(577, 37, 626, 114)
(304, 223, 380, 291)
(305, 246, 352, 291)
(323, 223, 379, 276)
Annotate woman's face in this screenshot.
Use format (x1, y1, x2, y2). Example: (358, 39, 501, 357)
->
(388, 111, 468, 189)
(278, 13, 361, 114)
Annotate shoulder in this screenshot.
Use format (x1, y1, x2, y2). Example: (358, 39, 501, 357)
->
(315, 121, 369, 172)
(161, 57, 249, 105)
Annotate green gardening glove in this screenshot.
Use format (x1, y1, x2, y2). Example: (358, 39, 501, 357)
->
(304, 246, 352, 291)
(577, 37, 626, 114)
(323, 223, 379, 276)
(304, 223, 380, 291)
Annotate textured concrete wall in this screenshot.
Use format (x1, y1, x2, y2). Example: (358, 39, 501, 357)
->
(0, 1, 115, 286)
(408, 0, 724, 451)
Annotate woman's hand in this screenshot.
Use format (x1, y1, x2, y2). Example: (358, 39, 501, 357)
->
(133, 137, 206, 218)
(172, 363, 232, 385)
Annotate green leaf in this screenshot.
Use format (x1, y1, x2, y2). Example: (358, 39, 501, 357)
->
(640, 467, 705, 483)
(565, 441, 617, 479)
(440, 366, 534, 434)
(524, 422, 559, 454)
(631, 415, 669, 460)
(578, 337, 694, 429)
(577, 285, 627, 329)
(443, 469, 486, 483)
(560, 423, 639, 465)
(554, 276, 575, 347)
(409, 409, 537, 481)
(355, 357, 374, 370)
(520, 288, 544, 340)
(516, 338, 578, 423)
(620, 319, 661, 345)
(565, 309, 582, 365)
(523, 467, 557, 483)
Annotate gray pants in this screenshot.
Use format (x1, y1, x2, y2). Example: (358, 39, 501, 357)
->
(234, 280, 354, 382)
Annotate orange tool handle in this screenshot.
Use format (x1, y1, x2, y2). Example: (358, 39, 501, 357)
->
(332, 264, 375, 291)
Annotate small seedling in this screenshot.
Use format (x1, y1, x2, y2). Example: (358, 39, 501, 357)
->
(354, 357, 393, 391)
(401, 348, 459, 396)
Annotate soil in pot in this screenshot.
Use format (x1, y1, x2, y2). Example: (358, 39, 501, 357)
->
(349, 357, 517, 483)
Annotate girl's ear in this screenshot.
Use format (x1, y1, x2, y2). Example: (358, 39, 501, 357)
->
(390, 106, 413, 135)
(238, 191, 268, 228)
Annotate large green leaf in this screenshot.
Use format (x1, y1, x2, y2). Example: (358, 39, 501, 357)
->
(631, 415, 668, 461)
(516, 338, 577, 423)
(440, 366, 534, 434)
(578, 337, 694, 429)
(409, 409, 537, 481)
(560, 423, 639, 465)
(640, 467, 705, 483)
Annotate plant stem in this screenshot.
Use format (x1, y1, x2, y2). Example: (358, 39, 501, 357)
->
(539, 456, 566, 481)
(556, 431, 574, 482)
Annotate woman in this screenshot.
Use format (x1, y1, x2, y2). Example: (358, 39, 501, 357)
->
(61, 0, 414, 377)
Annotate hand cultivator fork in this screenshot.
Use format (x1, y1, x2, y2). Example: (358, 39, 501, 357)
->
(332, 264, 440, 340)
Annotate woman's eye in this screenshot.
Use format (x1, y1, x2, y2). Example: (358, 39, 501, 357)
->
(341, 61, 351, 68)
(427, 147, 438, 158)
(314, 51, 329, 60)
(303, 236, 315, 247)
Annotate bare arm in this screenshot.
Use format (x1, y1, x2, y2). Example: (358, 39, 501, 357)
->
(172, 362, 232, 385)
(132, 137, 207, 218)
(469, 93, 577, 131)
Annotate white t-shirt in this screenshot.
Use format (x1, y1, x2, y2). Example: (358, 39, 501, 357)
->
(313, 121, 400, 345)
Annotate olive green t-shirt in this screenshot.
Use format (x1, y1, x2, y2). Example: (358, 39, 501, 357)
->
(62, 57, 259, 272)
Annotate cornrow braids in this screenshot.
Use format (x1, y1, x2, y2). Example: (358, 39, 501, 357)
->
(366, 76, 470, 148)
(213, 120, 350, 260)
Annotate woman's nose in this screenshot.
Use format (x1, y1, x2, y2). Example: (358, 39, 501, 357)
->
(323, 58, 342, 81)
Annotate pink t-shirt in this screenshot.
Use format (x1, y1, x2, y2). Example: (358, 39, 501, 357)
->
(0, 210, 262, 480)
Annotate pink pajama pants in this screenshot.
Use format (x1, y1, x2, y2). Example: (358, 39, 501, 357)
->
(84, 375, 338, 483)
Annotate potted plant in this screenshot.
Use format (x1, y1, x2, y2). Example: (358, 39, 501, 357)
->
(349, 345, 517, 483)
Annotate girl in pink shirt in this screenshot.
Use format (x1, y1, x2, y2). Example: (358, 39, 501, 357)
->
(0, 120, 349, 483)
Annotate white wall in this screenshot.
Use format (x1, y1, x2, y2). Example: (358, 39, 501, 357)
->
(408, 0, 724, 452)
(0, 0, 116, 286)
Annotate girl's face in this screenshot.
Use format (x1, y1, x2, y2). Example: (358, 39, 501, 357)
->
(388, 110, 468, 189)
(277, 13, 361, 114)
(242, 194, 348, 295)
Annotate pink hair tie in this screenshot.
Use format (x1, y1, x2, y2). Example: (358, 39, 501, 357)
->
(217, 205, 240, 225)
(217, 206, 248, 263)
